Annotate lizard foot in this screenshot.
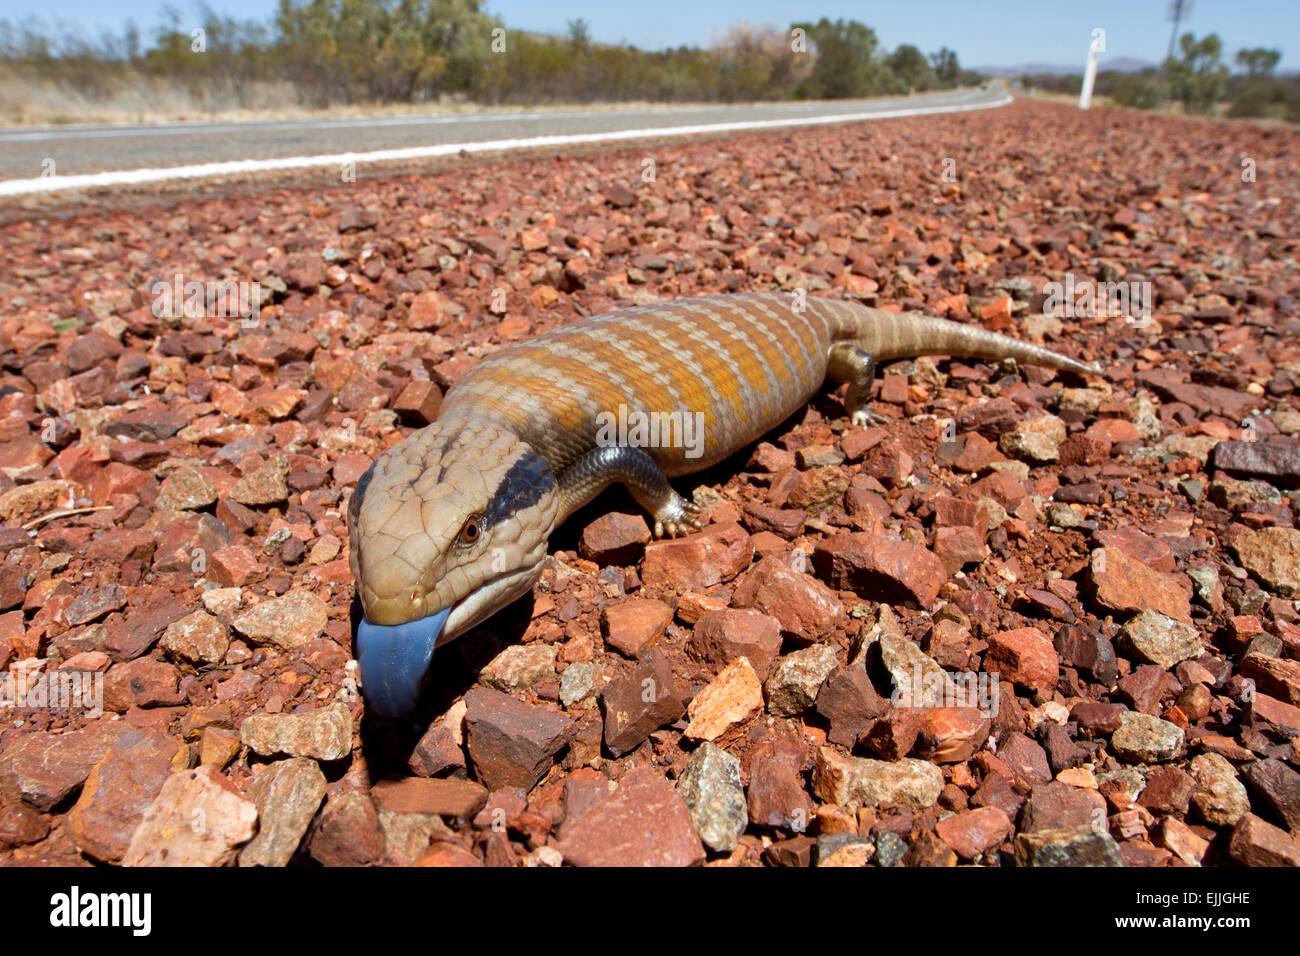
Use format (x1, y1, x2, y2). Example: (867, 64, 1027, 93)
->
(652, 496, 704, 538)
(851, 407, 889, 427)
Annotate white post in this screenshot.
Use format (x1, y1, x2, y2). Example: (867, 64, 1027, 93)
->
(1079, 28, 1105, 110)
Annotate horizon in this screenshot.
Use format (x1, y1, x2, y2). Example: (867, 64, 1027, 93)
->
(3, 0, 1296, 72)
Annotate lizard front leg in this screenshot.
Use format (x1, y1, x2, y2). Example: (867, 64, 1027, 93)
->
(827, 342, 886, 427)
(556, 445, 703, 538)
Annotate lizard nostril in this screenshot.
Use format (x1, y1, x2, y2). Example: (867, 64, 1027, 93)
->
(410, 590, 423, 608)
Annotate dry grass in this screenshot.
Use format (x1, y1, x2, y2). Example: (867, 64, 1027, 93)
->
(0, 68, 741, 126)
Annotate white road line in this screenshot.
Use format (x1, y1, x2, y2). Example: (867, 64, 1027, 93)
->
(0, 92, 1010, 197)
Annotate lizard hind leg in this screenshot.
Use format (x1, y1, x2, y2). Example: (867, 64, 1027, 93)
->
(557, 444, 703, 538)
(827, 342, 885, 427)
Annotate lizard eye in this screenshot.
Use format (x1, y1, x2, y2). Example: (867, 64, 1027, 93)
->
(459, 515, 483, 545)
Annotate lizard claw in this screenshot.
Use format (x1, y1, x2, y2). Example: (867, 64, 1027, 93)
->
(652, 496, 705, 538)
(851, 408, 888, 427)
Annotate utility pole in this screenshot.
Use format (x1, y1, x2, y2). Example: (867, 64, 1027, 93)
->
(1162, 0, 1192, 109)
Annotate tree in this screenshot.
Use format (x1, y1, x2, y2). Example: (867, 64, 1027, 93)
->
(1235, 47, 1280, 77)
(930, 47, 960, 86)
(793, 18, 886, 99)
(888, 44, 936, 92)
(1165, 32, 1227, 114)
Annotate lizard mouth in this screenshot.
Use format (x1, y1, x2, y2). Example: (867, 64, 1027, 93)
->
(440, 559, 546, 643)
(355, 559, 545, 718)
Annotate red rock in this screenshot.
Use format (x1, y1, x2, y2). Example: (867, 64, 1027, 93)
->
(392, 380, 443, 425)
(997, 733, 1053, 790)
(310, 790, 386, 867)
(207, 544, 263, 588)
(103, 657, 185, 712)
(151, 514, 234, 574)
(1055, 625, 1119, 684)
(971, 771, 1024, 819)
(601, 599, 672, 659)
(0, 567, 27, 612)
(731, 555, 841, 641)
(1250, 693, 1300, 735)
(742, 502, 806, 538)
(640, 522, 753, 590)
(464, 688, 569, 791)
(841, 431, 886, 469)
(371, 777, 489, 819)
(1058, 433, 1111, 466)
(935, 806, 1012, 859)
(1116, 664, 1174, 714)
(407, 724, 467, 778)
(1228, 813, 1300, 867)
(405, 290, 445, 330)
(986, 627, 1058, 694)
(1086, 419, 1139, 444)
(1088, 546, 1191, 623)
(86, 528, 156, 564)
(0, 793, 49, 847)
(1240, 654, 1300, 706)
(579, 512, 651, 564)
(414, 842, 483, 866)
(1156, 817, 1210, 865)
(860, 441, 912, 487)
(814, 664, 887, 747)
(601, 648, 685, 757)
(1093, 528, 1177, 573)
(814, 533, 947, 608)
(747, 756, 814, 832)
(1138, 765, 1194, 815)
(913, 708, 991, 762)
(331, 453, 372, 487)
(905, 828, 959, 867)
(943, 432, 1001, 473)
(933, 494, 991, 530)
(63, 584, 127, 627)
(0, 721, 133, 811)
(1241, 759, 1300, 831)
(0, 438, 52, 479)
(1021, 780, 1107, 833)
(933, 526, 991, 574)
(689, 608, 783, 678)
(105, 407, 189, 442)
(683, 657, 763, 741)
(87, 462, 152, 506)
(67, 727, 190, 862)
(556, 766, 704, 866)
(764, 835, 816, 867)
(860, 709, 924, 760)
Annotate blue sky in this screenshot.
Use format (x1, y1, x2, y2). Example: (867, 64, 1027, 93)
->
(7, 0, 1298, 70)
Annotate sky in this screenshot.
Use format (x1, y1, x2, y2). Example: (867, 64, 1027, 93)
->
(6, 0, 1298, 71)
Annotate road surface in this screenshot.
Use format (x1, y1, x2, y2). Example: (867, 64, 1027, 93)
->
(0, 87, 1009, 196)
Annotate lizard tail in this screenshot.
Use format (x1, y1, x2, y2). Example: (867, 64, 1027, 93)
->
(821, 300, 1100, 376)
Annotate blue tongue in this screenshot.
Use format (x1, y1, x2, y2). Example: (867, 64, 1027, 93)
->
(355, 606, 451, 718)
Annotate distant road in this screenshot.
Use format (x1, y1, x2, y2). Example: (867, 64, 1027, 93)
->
(0, 87, 1009, 196)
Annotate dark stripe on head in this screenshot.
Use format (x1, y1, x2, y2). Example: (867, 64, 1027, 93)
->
(348, 462, 377, 529)
(484, 448, 553, 528)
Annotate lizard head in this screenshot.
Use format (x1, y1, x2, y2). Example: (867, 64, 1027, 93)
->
(347, 420, 559, 717)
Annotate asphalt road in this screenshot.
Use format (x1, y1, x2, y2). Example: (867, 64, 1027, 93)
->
(0, 87, 1008, 193)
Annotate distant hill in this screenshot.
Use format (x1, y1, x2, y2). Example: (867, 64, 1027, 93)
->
(975, 56, 1156, 77)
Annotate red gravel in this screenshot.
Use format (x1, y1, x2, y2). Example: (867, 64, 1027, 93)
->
(1, 98, 1299, 867)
